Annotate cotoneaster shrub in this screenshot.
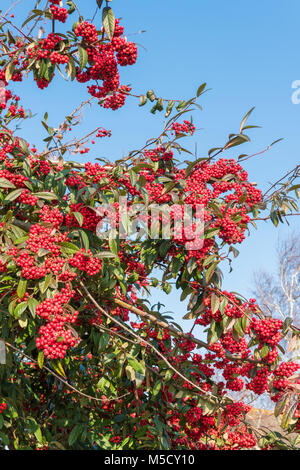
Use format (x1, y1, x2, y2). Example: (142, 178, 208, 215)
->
(0, 0, 299, 451)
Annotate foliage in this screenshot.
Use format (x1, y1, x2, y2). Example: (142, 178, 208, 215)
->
(0, 0, 299, 450)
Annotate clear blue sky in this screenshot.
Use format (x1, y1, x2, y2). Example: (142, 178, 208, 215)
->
(8, 0, 300, 329)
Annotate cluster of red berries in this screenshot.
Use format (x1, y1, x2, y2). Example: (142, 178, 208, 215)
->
(0, 168, 28, 187)
(8, 104, 24, 117)
(261, 346, 278, 364)
(96, 128, 112, 138)
(30, 33, 63, 56)
(227, 427, 257, 449)
(250, 318, 283, 347)
(221, 332, 249, 355)
(0, 258, 7, 273)
(36, 289, 73, 321)
(69, 249, 102, 276)
(15, 252, 47, 280)
(17, 189, 39, 206)
(223, 402, 251, 426)
(38, 160, 51, 176)
(1, 19, 298, 448)
(171, 120, 196, 136)
(65, 203, 101, 231)
(39, 205, 64, 228)
(116, 41, 138, 66)
(26, 224, 68, 256)
(36, 319, 78, 359)
(0, 402, 7, 413)
(84, 162, 109, 184)
(212, 207, 250, 244)
(103, 90, 127, 110)
(144, 146, 174, 162)
(196, 292, 255, 326)
(274, 361, 300, 378)
(50, 4, 68, 23)
(1, 15, 137, 110)
(75, 21, 99, 44)
(49, 51, 69, 64)
(35, 77, 53, 90)
(36, 287, 79, 359)
(246, 367, 270, 395)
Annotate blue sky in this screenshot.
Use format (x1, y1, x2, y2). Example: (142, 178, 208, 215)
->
(7, 0, 300, 329)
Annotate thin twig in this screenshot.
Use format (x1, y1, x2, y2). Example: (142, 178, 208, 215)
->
(2, 339, 131, 403)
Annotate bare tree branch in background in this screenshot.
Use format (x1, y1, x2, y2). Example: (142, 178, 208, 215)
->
(253, 233, 300, 326)
(248, 233, 300, 410)
(3, 0, 23, 17)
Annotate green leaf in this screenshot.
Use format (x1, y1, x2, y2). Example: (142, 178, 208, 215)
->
(176, 100, 186, 111)
(129, 169, 137, 186)
(162, 283, 172, 294)
(282, 317, 293, 335)
(165, 100, 175, 118)
(152, 380, 161, 397)
(99, 332, 110, 351)
(156, 98, 164, 111)
(7, 29, 16, 45)
(14, 302, 28, 318)
(227, 135, 250, 149)
(79, 230, 89, 253)
(207, 321, 219, 345)
(5, 61, 15, 82)
(146, 90, 156, 102)
(109, 235, 119, 255)
(67, 55, 77, 80)
(102, 7, 115, 40)
(38, 351, 44, 369)
(127, 357, 145, 375)
(17, 279, 27, 299)
(51, 360, 66, 378)
(205, 262, 218, 283)
(72, 211, 84, 227)
(0, 431, 9, 446)
(4, 188, 24, 203)
(39, 274, 53, 294)
(60, 241, 80, 254)
(274, 395, 288, 418)
(260, 345, 269, 358)
(34, 427, 43, 444)
(0, 177, 16, 189)
(239, 107, 255, 134)
(196, 82, 207, 97)
(139, 95, 147, 106)
(219, 297, 228, 315)
(211, 293, 220, 315)
(78, 45, 88, 70)
(68, 424, 84, 446)
(28, 298, 38, 318)
(270, 138, 284, 147)
(18, 138, 30, 154)
(34, 192, 58, 201)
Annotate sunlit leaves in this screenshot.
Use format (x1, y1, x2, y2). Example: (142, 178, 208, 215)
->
(102, 7, 115, 40)
(78, 45, 88, 70)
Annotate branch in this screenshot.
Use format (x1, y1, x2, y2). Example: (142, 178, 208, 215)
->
(2, 339, 130, 403)
(113, 296, 259, 364)
(252, 213, 300, 222)
(79, 282, 223, 402)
